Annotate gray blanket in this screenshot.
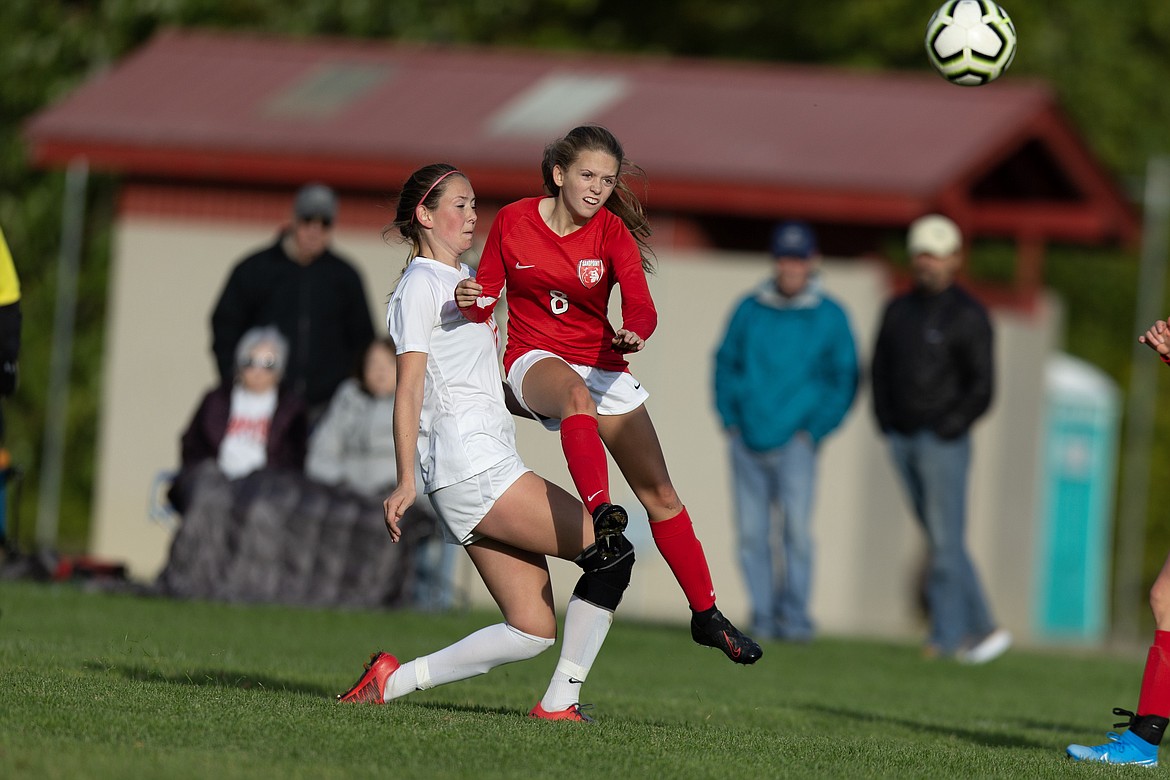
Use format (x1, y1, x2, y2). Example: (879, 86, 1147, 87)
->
(156, 461, 438, 608)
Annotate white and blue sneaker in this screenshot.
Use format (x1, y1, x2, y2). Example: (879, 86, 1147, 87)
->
(958, 628, 1011, 665)
(1066, 729, 1159, 766)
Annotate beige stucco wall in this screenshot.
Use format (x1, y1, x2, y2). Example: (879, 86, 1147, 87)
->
(93, 214, 1057, 643)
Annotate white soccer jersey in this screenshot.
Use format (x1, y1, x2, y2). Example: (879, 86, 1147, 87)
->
(386, 257, 517, 492)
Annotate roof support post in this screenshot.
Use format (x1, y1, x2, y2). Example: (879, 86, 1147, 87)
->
(35, 157, 88, 553)
(1013, 231, 1046, 304)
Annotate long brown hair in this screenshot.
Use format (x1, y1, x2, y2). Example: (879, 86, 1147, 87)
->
(541, 125, 655, 272)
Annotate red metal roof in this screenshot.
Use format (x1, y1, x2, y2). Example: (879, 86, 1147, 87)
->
(24, 27, 1137, 247)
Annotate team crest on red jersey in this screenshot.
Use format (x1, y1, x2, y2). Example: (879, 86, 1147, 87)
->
(577, 258, 604, 289)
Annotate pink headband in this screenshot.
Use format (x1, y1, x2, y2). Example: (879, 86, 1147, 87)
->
(413, 170, 462, 223)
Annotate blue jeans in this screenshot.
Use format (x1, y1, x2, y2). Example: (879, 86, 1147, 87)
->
(729, 432, 817, 641)
(887, 430, 995, 653)
(413, 535, 459, 612)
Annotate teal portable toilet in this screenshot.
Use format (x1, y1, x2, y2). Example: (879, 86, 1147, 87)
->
(1034, 353, 1120, 643)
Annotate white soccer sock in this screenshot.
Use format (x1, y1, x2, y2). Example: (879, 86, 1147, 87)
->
(383, 622, 553, 702)
(539, 595, 614, 712)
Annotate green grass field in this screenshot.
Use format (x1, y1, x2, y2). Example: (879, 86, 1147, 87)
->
(0, 580, 1154, 778)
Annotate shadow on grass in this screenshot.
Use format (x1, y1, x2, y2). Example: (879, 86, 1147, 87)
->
(84, 661, 531, 717)
(798, 703, 1079, 750)
(84, 660, 334, 698)
(407, 700, 530, 719)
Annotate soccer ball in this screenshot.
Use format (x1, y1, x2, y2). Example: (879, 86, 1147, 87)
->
(925, 0, 1017, 87)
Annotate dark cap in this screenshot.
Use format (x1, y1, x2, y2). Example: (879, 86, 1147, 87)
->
(770, 220, 818, 259)
(293, 183, 338, 222)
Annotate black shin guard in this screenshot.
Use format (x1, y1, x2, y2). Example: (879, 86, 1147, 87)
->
(1113, 707, 1169, 745)
(1132, 715, 1170, 746)
(572, 536, 635, 612)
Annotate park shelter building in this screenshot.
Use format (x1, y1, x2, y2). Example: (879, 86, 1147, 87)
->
(25, 29, 1137, 644)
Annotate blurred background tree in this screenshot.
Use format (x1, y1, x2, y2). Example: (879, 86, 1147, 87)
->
(2, 0, 1168, 593)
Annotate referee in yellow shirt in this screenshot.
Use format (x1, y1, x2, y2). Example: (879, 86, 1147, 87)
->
(0, 226, 20, 548)
(0, 225, 20, 411)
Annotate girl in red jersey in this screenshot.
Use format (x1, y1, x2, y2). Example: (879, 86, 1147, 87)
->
(1065, 317, 1170, 765)
(456, 125, 761, 665)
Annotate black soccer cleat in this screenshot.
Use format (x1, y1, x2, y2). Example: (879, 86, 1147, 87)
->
(590, 503, 629, 562)
(691, 607, 763, 665)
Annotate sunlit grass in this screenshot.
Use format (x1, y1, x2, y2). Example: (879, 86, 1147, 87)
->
(0, 581, 1150, 778)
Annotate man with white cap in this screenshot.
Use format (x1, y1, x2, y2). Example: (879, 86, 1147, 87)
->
(870, 214, 1010, 664)
(211, 183, 374, 423)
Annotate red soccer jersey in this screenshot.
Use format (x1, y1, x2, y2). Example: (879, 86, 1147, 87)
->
(464, 197, 658, 373)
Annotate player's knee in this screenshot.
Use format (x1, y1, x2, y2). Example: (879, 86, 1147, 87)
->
(563, 382, 597, 417)
(572, 535, 635, 611)
(641, 484, 681, 516)
(505, 623, 557, 661)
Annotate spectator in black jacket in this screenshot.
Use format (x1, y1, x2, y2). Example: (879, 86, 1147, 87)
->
(871, 214, 1010, 665)
(211, 183, 375, 424)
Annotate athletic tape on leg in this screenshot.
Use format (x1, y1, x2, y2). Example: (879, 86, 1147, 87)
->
(555, 657, 590, 683)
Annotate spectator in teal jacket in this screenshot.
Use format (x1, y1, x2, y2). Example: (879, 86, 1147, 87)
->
(713, 220, 858, 641)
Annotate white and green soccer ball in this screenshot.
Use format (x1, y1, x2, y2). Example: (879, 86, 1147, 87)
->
(925, 0, 1017, 86)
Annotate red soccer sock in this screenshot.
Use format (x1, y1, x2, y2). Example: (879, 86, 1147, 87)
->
(1138, 630, 1170, 717)
(560, 414, 609, 514)
(650, 508, 717, 613)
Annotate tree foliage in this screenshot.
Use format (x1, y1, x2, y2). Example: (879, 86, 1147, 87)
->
(1, 2, 1168, 579)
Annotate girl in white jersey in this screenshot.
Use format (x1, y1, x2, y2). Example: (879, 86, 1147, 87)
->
(337, 164, 634, 722)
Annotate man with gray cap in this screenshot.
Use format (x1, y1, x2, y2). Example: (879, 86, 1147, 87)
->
(212, 183, 374, 423)
(713, 220, 858, 642)
(871, 213, 1010, 664)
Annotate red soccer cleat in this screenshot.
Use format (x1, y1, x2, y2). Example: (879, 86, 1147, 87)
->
(529, 702, 595, 722)
(336, 651, 400, 704)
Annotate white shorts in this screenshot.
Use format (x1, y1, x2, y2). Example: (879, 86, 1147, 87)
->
(506, 349, 651, 432)
(427, 453, 532, 546)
